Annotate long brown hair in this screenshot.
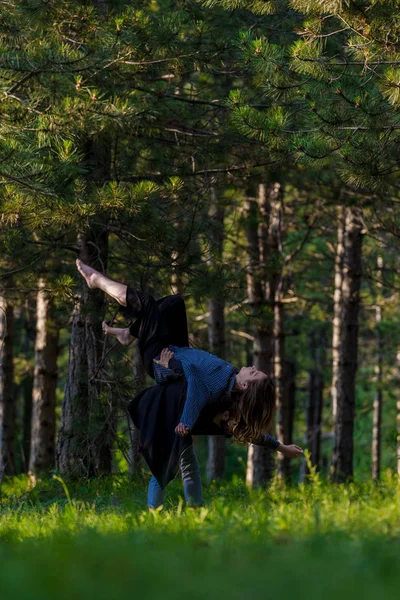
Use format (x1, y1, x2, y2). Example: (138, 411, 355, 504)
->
(228, 377, 276, 444)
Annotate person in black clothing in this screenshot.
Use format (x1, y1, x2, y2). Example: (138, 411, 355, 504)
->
(76, 260, 303, 508)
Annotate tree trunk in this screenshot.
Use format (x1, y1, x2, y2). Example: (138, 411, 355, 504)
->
(244, 195, 271, 487)
(84, 232, 113, 473)
(207, 295, 226, 481)
(372, 256, 383, 481)
(285, 358, 296, 459)
(396, 348, 400, 481)
(300, 332, 324, 480)
(0, 294, 15, 476)
(21, 373, 33, 473)
(29, 279, 60, 475)
(331, 207, 364, 483)
(57, 228, 110, 477)
(128, 340, 145, 477)
(57, 135, 111, 477)
(275, 300, 291, 480)
(56, 294, 91, 477)
(331, 206, 345, 426)
(246, 183, 284, 487)
(207, 196, 226, 482)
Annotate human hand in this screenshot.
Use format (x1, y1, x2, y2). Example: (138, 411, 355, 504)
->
(279, 444, 304, 458)
(175, 422, 190, 436)
(153, 348, 174, 369)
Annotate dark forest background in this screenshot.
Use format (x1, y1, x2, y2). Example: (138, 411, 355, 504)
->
(1, 0, 400, 489)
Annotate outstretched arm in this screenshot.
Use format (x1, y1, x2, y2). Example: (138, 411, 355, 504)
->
(256, 434, 304, 458)
(276, 443, 304, 458)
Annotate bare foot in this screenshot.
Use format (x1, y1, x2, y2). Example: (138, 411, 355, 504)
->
(102, 321, 134, 346)
(76, 259, 99, 289)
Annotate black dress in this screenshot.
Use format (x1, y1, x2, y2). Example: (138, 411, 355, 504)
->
(123, 287, 229, 487)
(124, 287, 278, 487)
(128, 378, 231, 488)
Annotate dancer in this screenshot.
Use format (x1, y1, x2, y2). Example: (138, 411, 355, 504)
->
(76, 260, 303, 507)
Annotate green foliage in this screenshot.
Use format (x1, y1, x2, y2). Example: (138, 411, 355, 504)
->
(1, 476, 400, 598)
(207, 0, 400, 191)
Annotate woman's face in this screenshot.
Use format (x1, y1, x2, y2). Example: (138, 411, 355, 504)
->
(236, 366, 267, 389)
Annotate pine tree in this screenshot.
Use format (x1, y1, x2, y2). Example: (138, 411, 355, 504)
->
(29, 278, 59, 475)
(210, 0, 400, 192)
(0, 292, 15, 476)
(206, 191, 227, 482)
(331, 207, 364, 482)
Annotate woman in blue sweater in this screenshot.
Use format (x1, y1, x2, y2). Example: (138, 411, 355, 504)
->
(76, 260, 303, 507)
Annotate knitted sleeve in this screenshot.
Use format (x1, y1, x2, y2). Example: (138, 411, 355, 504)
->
(254, 434, 280, 450)
(180, 367, 210, 429)
(153, 358, 184, 384)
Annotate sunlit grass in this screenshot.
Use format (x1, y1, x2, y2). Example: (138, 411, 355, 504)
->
(1, 470, 400, 599)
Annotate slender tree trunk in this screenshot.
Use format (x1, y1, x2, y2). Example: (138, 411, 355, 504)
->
(396, 348, 400, 481)
(56, 229, 110, 477)
(244, 195, 272, 487)
(372, 256, 383, 481)
(207, 294, 226, 481)
(22, 373, 33, 473)
(0, 294, 15, 476)
(285, 358, 296, 458)
(275, 300, 291, 480)
(300, 332, 323, 480)
(128, 340, 145, 477)
(29, 279, 60, 475)
(246, 183, 284, 487)
(331, 207, 364, 482)
(84, 231, 112, 473)
(331, 206, 345, 426)
(207, 196, 226, 482)
(57, 135, 111, 477)
(56, 294, 91, 476)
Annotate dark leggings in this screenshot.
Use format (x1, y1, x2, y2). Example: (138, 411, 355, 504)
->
(123, 287, 189, 378)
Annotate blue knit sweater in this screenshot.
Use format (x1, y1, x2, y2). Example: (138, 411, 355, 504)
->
(153, 346, 280, 449)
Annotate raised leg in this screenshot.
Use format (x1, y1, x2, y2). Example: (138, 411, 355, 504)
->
(76, 259, 127, 306)
(156, 295, 189, 348)
(102, 322, 134, 346)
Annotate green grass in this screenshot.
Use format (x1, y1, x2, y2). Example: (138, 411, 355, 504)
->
(1, 471, 400, 599)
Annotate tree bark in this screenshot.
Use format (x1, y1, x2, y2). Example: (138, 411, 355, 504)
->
(331, 206, 345, 426)
(285, 358, 296, 458)
(244, 195, 272, 487)
(246, 183, 284, 487)
(57, 228, 110, 477)
(56, 294, 91, 477)
(331, 207, 364, 483)
(0, 293, 15, 476)
(300, 332, 324, 480)
(207, 298, 226, 480)
(275, 300, 291, 480)
(396, 348, 400, 481)
(29, 279, 60, 474)
(372, 256, 383, 481)
(21, 372, 33, 473)
(206, 196, 227, 482)
(57, 134, 111, 477)
(128, 340, 145, 477)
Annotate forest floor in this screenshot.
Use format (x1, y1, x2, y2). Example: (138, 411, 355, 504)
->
(0, 472, 399, 600)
